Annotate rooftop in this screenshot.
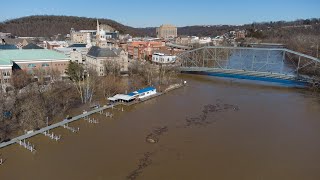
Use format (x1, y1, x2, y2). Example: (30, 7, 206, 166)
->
(159, 24, 176, 28)
(22, 43, 44, 49)
(87, 46, 123, 58)
(128, 87, 156, 96)
(0, 49, 69, 66)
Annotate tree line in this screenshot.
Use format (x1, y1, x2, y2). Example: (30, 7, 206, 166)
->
(0, 60, 180, 142)
(1, 15, 319, 39)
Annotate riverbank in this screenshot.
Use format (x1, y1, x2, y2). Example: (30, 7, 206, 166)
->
(0, 83, 186, 150)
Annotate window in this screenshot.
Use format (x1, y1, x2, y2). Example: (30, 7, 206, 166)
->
(28, 64, 36, 68)
(2, 71, 10, 76)
(42, 63, 49, 67)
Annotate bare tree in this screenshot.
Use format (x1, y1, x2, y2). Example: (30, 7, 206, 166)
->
(104, 60, 121, 76)
(10, 70, 32, 90)
(0, 92, 17, 142)
(97, 75, 127, 100)
(16, 83, 46, 131)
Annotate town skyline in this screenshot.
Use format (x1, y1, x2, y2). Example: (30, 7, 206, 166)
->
(1, 0, 319, 27)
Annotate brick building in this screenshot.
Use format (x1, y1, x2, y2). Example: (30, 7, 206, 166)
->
(0, 49, 70, 86)
(127, 41, 164, 60)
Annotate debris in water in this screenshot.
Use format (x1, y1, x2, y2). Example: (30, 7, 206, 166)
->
(145, 126, 168, 144)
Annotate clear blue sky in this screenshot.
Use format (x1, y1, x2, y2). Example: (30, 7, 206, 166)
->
(1, 0, 319, 27)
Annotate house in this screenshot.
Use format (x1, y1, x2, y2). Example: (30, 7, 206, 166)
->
(235, 30, 246, 39)
(152, 53, 176, 64)
(44, 41, 68, 49)
(86, 46, 128, 76)
(108, 87, 157, 103)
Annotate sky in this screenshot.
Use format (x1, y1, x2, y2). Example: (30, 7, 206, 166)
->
(1, 0, 320, 27)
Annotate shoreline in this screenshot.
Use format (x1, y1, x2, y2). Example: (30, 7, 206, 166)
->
(0, 83, 185, 151)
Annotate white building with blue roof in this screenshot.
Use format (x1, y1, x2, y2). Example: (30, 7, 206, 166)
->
(108, 87, 157, 103)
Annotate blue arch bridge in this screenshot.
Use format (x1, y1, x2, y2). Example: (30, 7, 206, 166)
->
(176, 46, 320, 86)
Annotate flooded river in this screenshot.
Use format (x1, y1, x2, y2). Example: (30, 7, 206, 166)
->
(1, 74, 320, 180)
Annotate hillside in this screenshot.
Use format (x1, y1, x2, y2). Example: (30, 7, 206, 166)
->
(1, 15, 319, 39)
(0, 15, 148, 37)
(0, 16, 319, 57)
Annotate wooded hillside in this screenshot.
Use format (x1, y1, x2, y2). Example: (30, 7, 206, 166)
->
(0, 15, 147, 37)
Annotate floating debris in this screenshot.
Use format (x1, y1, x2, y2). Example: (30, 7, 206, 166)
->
(127, 101, 240, 179)
(127, 152, 154, 180)
(145, 126, 168, 144)
(185, 103, 239, 127)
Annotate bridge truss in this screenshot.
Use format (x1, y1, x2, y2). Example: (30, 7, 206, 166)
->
(177, 46, 320, 83)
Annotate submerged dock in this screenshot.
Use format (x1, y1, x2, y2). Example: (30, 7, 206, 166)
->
(0, 105, 113, 149)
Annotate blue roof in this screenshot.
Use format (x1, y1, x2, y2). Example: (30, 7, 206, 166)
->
(127, 86, 155, 96)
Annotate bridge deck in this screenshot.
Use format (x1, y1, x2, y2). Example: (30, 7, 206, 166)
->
(180, 67, 312, 83)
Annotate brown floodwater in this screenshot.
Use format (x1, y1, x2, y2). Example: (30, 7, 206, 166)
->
(1, 74, 320, 180)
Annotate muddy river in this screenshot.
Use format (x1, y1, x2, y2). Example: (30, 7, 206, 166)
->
(1, 74, 320, 180)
